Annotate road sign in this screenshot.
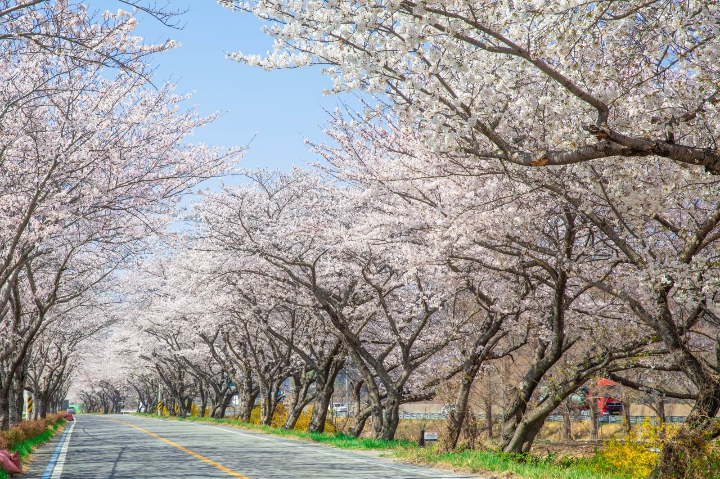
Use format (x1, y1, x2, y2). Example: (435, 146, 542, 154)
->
(423, 431, 438, 441)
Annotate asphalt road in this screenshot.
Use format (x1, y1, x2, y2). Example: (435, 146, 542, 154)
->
(26, 415, 480, 478)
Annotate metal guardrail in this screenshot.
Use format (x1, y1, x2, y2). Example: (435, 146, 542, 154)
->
(398, 411, 686, 423)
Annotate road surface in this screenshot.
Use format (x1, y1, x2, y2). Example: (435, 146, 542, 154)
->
(26, 415, 480, 478)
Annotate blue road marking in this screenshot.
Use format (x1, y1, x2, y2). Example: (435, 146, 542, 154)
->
(41, 423, 73, 479)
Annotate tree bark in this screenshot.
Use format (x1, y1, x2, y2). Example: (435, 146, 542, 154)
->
(307, 365, 340, 433)
(588, 391, 599, 443)
(446, 366, 478, 450)
(622, 400, 632, 435)
(283, 373, 314, 430)
(238, 383, 258, 422)
(350, 407, 372, 437)
(379, 393, 401, 441)
(484, 397, 493, 439)
(0, 392, 10, 430)
(562, 404, 573, 441)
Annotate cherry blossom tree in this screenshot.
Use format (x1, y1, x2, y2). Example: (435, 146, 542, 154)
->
(221, 0, 720, 174)
(0, 0, 243, 429)
(313, 107, 720, 470)
(192, 169, 490, 440)
(309, 110, 665, 452)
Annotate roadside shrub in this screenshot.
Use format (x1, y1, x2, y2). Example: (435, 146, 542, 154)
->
(46, 413, 65, 425)
(591, 439, 656, 478)
(248, 404, 336, 432)
(586, 419, 702, 479)
(0, 415, 65, 452)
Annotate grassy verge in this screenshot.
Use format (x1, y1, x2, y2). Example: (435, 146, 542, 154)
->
(0, 419, 66, 479)
(133, 413, 415, 450)
(392, 447, 627, 479)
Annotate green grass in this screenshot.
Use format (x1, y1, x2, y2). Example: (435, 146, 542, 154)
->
(133, 413, 416, 450)
(392, 447, 629, 479)
(0, 420, 66, 479)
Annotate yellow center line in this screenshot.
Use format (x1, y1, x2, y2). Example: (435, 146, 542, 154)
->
(109, 418, 251, 479)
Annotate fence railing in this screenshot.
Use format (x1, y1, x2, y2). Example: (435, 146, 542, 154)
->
(397, 411, 686, 423)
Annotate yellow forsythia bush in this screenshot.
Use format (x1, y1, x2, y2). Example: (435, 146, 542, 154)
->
(592, 419, 681, 479)
(594, 438, 657, 478)
(248, 404, 286, 427)
(248, 404, 336, 432)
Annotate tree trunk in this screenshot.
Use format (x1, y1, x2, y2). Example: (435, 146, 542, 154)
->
(39, 394, 49, 419)
(10, 363, 27, 426)
(484, 397, 493, 439)
(307, 380, 334, 433)
(445, 366, 477, 450)
(0, 393, 10, 430)
(656, 397, 666, 426)
(238, 389, 257, 422)
(283, 374, 313, 430)
(8, 384, 19, 425)
(499, 343, 558, 449)
(588, 394, 599, 442)
(503, 414, 546, 453)
(259, 383, 281, 426)
(350, 407, 372, 437)
(237, 375, 257, 422)
(562, 404, 573, 441)
(210, 402, 223, 418)
(283, 404, 304, 430)
(622, 400, 632, 435)
(379, 393, 401, 441)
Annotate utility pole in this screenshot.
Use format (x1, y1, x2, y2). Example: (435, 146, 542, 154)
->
(157, 383, 162, 417)
(344, 367, 349, 417)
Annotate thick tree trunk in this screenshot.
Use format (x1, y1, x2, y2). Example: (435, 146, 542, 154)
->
(379, 393, 401, 441)
(500, 343, 559, 449)
(8, 384, 19, 425)
(199, 392, 207, 417)
(446, 366, 477, 450)
(259, 383, 282, 426)
(219, 393, 233, 418)
(39, 394, 48, 419)
(350, 407, 372, 437)
(588, 395, 599, 442)
(656, 397, 666, 426)
(282, 405, 304, 430)
(307, 375, 337, 433)
(198, 387, 206, 417)
(503, 414, 546, 453)
(0, 393, 10, 430)
(210, 402, 223, 418)
(238, 390, 257, 422)
(622, 400, 632, 435)
(283, 374, 313, 430)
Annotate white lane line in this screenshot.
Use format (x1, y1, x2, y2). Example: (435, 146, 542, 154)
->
(50, 419, 76, 478)
(188, 422, 475, 478)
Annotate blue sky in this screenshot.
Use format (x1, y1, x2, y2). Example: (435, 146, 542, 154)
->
(85, 1, 346, 178)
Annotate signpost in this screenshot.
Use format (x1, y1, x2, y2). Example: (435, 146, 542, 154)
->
(419, 430, 438, 447)
(26, 395, 33, 419)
